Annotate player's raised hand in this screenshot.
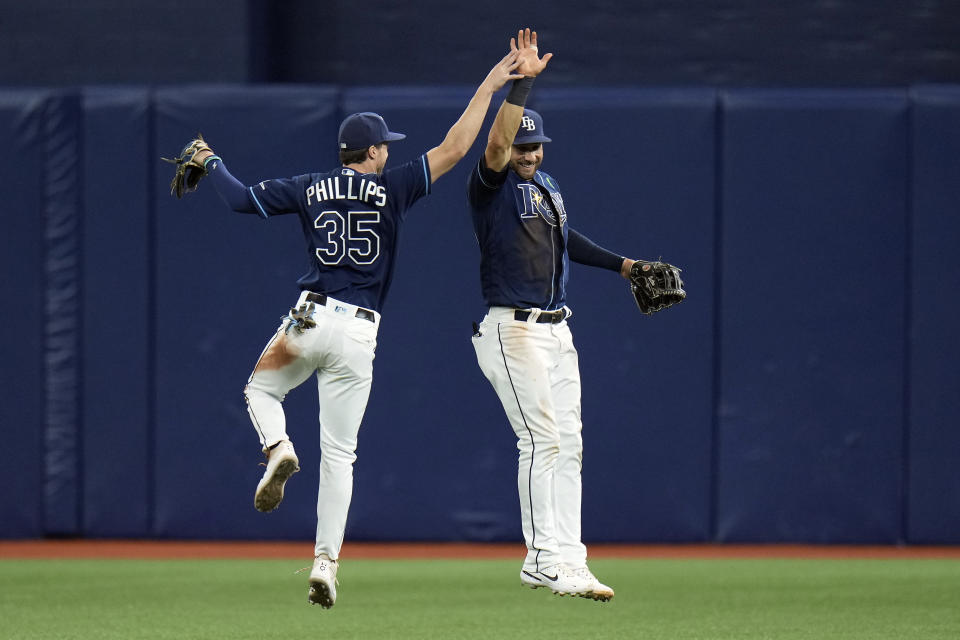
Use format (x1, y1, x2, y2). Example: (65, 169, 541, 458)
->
(482, 49, 525, 92)
(511, 28, 553, 77)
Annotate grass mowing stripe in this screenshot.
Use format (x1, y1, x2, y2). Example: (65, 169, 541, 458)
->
(1, 558, 958, 639)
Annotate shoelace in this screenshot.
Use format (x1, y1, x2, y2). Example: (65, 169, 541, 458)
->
(571, 566, 597, 581)
(258, 451, 290, 469)
(258, 451, 271, 469)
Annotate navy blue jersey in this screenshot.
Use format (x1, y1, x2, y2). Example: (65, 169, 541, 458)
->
(243, 156, 431, 312)
(466, 156, 569, 310)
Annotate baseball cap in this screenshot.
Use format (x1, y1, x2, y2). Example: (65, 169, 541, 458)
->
(513, 109, 552, 145)
(338, 112, 406, 150)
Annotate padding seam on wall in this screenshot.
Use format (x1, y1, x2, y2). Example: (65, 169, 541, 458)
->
(42, 92, 84, 535)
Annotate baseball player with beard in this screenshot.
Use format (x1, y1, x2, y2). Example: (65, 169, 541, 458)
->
(468, 29, 639, 602)
(176, 45, 524, 608)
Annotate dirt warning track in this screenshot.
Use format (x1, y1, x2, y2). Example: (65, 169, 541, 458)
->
(3, 540, 960, 560)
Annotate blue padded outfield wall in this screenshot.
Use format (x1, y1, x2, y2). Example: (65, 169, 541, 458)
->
(1, 85, 959, 544)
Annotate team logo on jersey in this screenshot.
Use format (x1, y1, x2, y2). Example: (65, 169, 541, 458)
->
(520, 115, 536, 131)
(516, 182, 566, 227)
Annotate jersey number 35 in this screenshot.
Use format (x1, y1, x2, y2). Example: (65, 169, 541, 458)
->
(314, 210, 381, 266)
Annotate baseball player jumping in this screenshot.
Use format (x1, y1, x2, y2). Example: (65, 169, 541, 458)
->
(169, 44, 525, 608)
(468, 29, 642, 602)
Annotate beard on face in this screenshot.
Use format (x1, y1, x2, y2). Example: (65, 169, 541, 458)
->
(511, 156, 540, 178)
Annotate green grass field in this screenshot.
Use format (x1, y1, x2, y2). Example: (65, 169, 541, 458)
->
(2, 557, 959, 639)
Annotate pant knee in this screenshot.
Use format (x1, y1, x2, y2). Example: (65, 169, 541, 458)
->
(320, 442, 358, 467)
(244, 383, 285, 404)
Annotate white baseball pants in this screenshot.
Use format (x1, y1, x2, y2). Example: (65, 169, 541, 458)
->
(472, 306, 587, 572)
(244, 291, 379, 561)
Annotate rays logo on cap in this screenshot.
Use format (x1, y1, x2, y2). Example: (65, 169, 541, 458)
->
(513, 109, 552, 145)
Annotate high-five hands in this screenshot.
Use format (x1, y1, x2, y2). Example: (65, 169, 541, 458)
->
(483, 49, 525, 92)
(511, 28, 553, 77)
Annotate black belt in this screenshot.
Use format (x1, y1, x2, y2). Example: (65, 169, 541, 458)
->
(514, 309, 567, 324)
(305, 292, 376, 323)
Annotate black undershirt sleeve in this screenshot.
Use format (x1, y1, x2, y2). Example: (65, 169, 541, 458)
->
(567, 227, 624, 272)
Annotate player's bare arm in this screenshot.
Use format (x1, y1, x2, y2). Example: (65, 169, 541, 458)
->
(620, 258, 636, 278)
(425, 50, 523, 183)
(485, 28, 553, 172)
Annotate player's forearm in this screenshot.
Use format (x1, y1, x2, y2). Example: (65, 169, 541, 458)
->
(485, 76, 533, 169)
(205, 159, 258, 214)
(567, 227, 625, 273)
(426, 84, 498, 182)
(487, 101, 524, 152)
(444, 84, 498, 159)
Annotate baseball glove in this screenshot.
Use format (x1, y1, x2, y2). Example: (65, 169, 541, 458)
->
(629, 259, 686, 315)
(162, 135, 213, 198)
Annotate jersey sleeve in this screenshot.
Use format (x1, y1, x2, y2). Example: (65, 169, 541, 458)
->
(467, 155, 509, 207)
(245, 176, 306, 218)
(206, 160, 303, 217)
(381, 155, 432, 212)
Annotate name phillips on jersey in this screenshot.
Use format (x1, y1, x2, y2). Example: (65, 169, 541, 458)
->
(305, 170, 388, 208)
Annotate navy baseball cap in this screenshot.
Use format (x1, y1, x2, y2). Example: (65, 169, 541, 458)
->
(513, 109, 552, 145)
(338, 112, 406, 150)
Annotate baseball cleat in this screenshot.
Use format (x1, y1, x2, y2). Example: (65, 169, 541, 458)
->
(571, 565, 615, 602)
(308, 555, 338, 609)
(520, 564, 594, 598)
(254, 440, 299, 513)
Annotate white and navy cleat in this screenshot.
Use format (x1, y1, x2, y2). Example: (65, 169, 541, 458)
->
(520, 564, 594, 598)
